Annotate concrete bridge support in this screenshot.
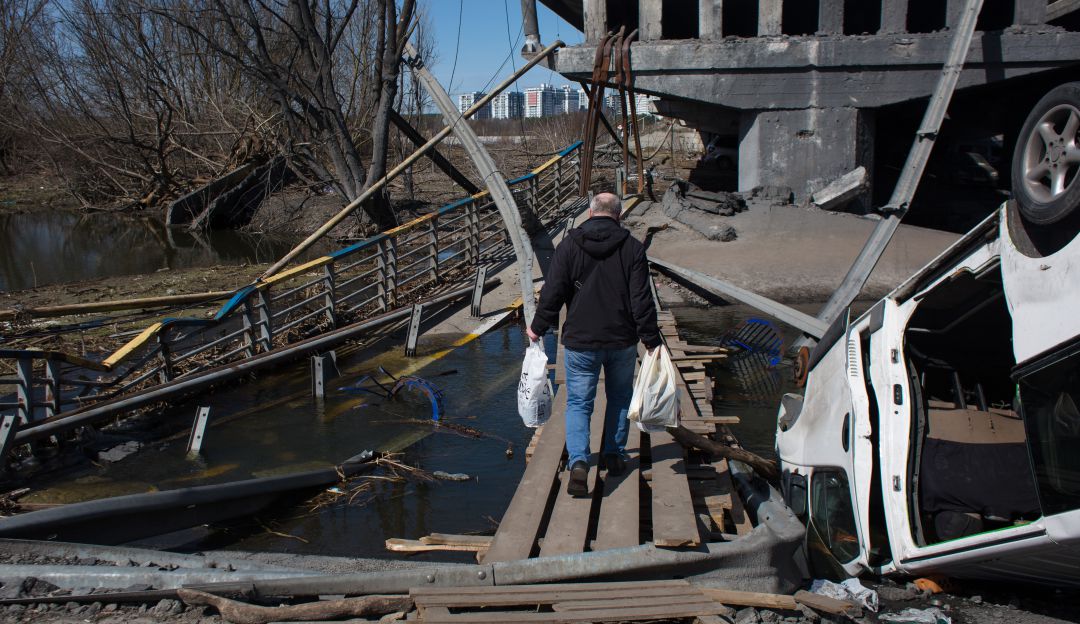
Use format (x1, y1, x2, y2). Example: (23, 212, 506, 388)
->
(738, 107, 874, 210)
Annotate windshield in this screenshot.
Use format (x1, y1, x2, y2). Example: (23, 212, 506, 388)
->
(810, 470, 860, 564)
(1018, 345, 1080, 515)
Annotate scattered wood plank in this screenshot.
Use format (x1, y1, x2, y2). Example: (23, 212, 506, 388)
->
(414, 586, 703, 608)
(420, 533, 493, 547)
(698, 588, 798, 610)
(593, 424, 641, 551)
(794, 590, 862, 616)
(649, 429, 701, 548)
(385, 538, 486, 553)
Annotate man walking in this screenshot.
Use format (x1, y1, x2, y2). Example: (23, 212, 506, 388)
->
(527, 192, 661, 496)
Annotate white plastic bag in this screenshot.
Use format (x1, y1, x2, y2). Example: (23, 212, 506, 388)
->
(628, 345, 680, 432)
(517, 341, 552, 428)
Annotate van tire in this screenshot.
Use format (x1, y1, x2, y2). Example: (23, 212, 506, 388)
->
(1011, 82, 1080, 226)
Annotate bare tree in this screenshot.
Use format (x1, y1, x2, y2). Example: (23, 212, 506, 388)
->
(153, 0, 413, 229)
(0, 0, 48, 175)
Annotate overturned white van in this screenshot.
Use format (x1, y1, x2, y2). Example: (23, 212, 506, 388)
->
(776, 202, 1080, 585)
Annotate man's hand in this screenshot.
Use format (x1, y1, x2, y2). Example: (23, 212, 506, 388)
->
(526, 327, 540, 342)
(647, 346, 657, 355)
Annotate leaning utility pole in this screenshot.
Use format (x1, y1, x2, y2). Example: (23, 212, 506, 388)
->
(403, 41, 550, 325)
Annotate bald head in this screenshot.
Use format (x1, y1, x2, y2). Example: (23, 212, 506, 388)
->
(589, 193, 622, 220)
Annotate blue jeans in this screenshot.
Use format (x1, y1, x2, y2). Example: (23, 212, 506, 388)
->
(563, 345, 637, 467)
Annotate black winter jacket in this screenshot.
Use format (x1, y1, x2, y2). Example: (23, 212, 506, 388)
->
(530, 216, 661, 350)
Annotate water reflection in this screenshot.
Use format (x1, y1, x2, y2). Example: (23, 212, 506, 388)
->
(0, 211, 321, 291)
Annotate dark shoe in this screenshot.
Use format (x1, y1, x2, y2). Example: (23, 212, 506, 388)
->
(603, 454, 626, 477)
(567, 461, 589, 497)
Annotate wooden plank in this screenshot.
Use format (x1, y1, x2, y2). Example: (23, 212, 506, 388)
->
(422, 602, 731, 623)
(539, 383, 606, 557)
(553, 598, 722, 612)
(794, 590, 861, 616)
(593, 424, 640, 551)
(682, 371, 707, 381)
(420, 534, 492, 546)
(699, 416, 739, 425)
(483, 388, 567, 562)
(411, 581, 691, 598)
(385, 538, 485, 553)
(649, 429, 701, 547)
(415, 586, 704, 608)
(699, 588, 798, 610)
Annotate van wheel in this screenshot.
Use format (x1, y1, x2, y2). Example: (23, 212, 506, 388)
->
(1011, 82, 1080, 225)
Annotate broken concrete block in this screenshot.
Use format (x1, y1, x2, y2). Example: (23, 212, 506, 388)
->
(811, 166, 867, 211)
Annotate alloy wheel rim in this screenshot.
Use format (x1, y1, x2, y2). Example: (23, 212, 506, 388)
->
(1022, 103, 1080, 203)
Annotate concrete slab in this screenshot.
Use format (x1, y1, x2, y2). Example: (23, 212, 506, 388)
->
(629, 198, 959, 305)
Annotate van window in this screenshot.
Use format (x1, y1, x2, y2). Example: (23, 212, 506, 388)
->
(1018, 347, 1080, 515)
(810, 470, 860, 563)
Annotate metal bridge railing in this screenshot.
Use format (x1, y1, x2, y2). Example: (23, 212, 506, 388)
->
(0, 141, 582, 441)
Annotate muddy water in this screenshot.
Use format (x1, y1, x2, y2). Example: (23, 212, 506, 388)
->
(0, 211, 329, 291)
(25, 323, 536, 558)
(23, 304, 807, 557)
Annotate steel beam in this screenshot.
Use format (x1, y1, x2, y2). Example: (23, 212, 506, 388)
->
(405, 42, 539, 326)
(388, 110, 478, 195)
(649, 258, 828, 339)
(812, 0, 984, 333)
(186, 406, 210, 454)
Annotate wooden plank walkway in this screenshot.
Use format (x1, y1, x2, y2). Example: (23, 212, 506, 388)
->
(411, 580, 733, 623)
(481, 308, 750, 562)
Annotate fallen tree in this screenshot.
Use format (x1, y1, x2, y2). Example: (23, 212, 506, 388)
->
(668, 424, 780, 481)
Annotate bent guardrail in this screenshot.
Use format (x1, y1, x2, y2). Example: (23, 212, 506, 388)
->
(0, 141, 582, 455)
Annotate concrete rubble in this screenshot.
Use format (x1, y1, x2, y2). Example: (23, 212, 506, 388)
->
(661, 179, 747, 241)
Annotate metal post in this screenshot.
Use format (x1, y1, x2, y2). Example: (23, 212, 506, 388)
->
(427, 218, 439, 282)
(311, 356, 327, 398)
(470, 266, 489, 318)
(15, 358, 32, 424)
(43, 360, 61, 420)
(186, 406, 210, 455)
(554, 159, 563, 207)
(405, 303, 424, 357)
(241, 300, 257, 358)
(0, 414, 16, 466)
(158, 330, 174, 383)
(376, 239, 390, 312)
(322, 264, 337, 328)
(615, 167, 626, 199)
(255, 290, 274, 352)
(468, 201, 481, 263)
(810, 0, 984, 335)
(383, 238, 398, 309)
(405, 42, 539, 326)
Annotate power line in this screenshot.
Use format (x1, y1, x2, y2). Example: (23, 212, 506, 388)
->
(447, 0, 464, 93)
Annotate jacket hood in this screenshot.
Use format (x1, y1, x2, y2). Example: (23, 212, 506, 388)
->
(569, 217, 630, 259)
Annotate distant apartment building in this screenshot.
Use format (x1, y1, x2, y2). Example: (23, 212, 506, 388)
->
(524, 84, 557, 118)
(491, 91, 524, 119)
(457, 91, 491, 120)
(556, 85, 580, 114)
(576, 88, 589, 111)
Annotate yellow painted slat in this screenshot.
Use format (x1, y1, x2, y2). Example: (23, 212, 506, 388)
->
(259, 257, 332, 288)
(102, 322, 163, 369)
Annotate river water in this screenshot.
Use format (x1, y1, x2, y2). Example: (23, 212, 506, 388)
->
(0, 211, 323, 292)
(22, 304, 806, 558)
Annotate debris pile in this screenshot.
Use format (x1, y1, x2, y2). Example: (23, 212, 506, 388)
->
(661, 180, 747, 241)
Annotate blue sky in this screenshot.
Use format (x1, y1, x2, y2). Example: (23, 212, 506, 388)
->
(419, 0, 584, 96)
